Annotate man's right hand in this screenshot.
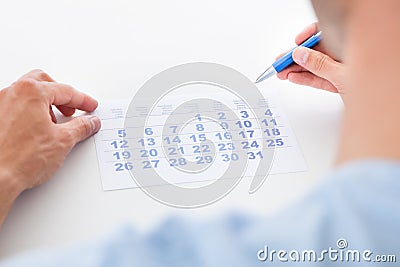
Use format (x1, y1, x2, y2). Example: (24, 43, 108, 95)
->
(276, 22, 346, 96)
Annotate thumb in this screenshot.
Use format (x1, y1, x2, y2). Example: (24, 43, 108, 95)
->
(292, 47, 340, 82)
(62, 115, 101, 144)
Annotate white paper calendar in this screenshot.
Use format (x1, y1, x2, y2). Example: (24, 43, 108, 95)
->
(93, 88, 308, 191)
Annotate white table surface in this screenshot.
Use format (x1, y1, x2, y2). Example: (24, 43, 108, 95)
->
(0, 0, 344, 259)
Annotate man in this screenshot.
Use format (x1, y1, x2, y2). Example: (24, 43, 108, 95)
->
(1, 0, 399, 265)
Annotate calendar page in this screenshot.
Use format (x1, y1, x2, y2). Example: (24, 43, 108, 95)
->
(93, 87, 307, 191)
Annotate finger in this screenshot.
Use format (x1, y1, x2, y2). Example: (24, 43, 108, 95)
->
(56, 105, 76, 117)
(49, 106, 57, 123)
(22, 71, 95, 114)
(276, 65, 306, 80)
(59, 115, 101, 145)
(292, 47, 342, 82)
(275, 43, 328, 63)
(287, 72, 339, 93)
(19, 69, 55, 83)
(295, 22, 319, 45)
(38, 82, 98, 112)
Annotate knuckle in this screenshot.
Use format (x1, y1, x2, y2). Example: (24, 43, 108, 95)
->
(57, 117, 94, 147)
(57, 127, 75, 148)
(0, 86, 9, 96)
(313, 54, 328, 72)
(76, 117, 92, 139)
(30, 68, 44, 74)
(13, 78, 38, 95)
(15, 78, 37, 89)
(32, 69, 52, 81)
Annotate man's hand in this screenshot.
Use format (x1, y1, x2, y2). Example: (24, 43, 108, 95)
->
(277, 22, 346, 96)
(0, 70, 101, 227)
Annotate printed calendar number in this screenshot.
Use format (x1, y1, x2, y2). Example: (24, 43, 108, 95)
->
(138, 138, 156, 146)
(195, 155, 213, 164)
(241, 141, 260, 149)
(169, 125, 178, 134)
(140, 149, 159, 157)
(196, 124, 205, 131)
(195, 114, 202, 121)
(112, 151, 131, 160)
(111, 140, 129, 149)
(193, 144, 211, 153)
(168, 147, 185, 155)
(264, 128, 281, 136)
(114, 162, 133, 171)
(218, 112, 227, 120)
(169, 158, 187, 166)
(117, 129, 126, 138)
(143, 160, 160, 169)
(248, 151, 263, 160)
(235, 120, 252, 128)
(190, 134, 206, 142)
(240, 110, 249, 118)
(164, 136, 182, 144)
(215, 132, 231, 140)
(219, 122, 229, 129)
(265, 109, 273, 116)
(145, 128, 154, 135)
(262, 118, 277, 127)
(221, 153, 239, 162)
(238, 130, 254, 138)
(217, 143, 235, 151)
(266, 138, 284, 147)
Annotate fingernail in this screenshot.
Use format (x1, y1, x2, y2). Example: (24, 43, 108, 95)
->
(88, 116, 101, 133)
(293, 47, 309, 65)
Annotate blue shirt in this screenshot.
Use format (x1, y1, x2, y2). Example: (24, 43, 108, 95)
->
(1, 160, 399, 266)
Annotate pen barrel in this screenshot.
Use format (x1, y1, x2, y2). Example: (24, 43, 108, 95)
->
(272, 32, 322, 73)
(272, 50, 296, 72)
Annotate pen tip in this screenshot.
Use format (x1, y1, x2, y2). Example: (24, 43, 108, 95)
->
(254, 75, 263, 84)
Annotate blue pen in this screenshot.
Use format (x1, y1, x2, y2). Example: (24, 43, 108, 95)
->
(255, 31, 322, 84)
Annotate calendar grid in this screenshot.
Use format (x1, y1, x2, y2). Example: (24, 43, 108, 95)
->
(93, 97, 307, 192)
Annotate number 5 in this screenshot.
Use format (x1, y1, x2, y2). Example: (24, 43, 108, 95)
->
(118, 129, 126, 138)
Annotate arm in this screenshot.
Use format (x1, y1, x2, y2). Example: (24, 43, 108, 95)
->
(0, 70, 101, 228)
(0, 169, 23, 229)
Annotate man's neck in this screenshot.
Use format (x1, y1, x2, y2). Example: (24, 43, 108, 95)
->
(337, 2, 400, 164)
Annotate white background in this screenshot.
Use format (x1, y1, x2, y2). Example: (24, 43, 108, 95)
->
(0, 0, 343, 258)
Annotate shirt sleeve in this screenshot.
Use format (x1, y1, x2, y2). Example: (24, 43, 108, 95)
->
(1, 160, 400, 266)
